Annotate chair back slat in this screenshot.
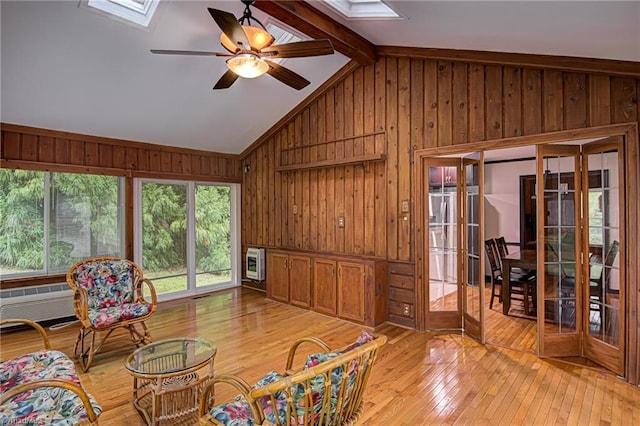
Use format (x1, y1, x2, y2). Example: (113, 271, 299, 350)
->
(602, 240, 620, 291)
(495, 236, 509, 258)
(484, 239, 501, 279)
(247, 336, 385, 426)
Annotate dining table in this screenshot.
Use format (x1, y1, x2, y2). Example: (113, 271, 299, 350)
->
(502, 249, 537, 315)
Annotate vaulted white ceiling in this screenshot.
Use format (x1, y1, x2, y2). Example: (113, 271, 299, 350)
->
(2, 1, 638, 155)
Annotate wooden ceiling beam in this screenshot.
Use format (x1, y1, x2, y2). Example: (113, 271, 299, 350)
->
(253, 0, 377, 65)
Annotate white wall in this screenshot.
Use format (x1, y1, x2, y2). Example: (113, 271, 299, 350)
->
(484, 160, 536, 245)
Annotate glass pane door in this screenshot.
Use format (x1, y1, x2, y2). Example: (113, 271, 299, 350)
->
(141, 181, 189, 296)
(425, 158, 462, 329)
(582, 138, 625, 375)
(462, 153, 484, 343)
(195, 184, 232, 287)
(536, 145, 582, 357)
(138, 180, 238, 300)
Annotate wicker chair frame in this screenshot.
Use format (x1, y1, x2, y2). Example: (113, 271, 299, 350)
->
(66, 256, 158, 372)
(198, 333, 387, 426)
(0, 319, 100, 425)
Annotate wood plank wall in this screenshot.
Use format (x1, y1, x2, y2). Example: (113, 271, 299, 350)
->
(0, 124, 242, 181)
(240, 54, 640, 329)
(242, 56, 638, 258)
(0, 123, 242, 286)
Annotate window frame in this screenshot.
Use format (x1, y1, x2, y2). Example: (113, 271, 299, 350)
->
(133, 177, 241, 302)
(0, 168, 126, 281)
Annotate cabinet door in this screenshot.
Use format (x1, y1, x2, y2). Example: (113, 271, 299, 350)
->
(313, 259, 337, 315)
(267, 252, 290, 303)
(337, 261, 366, 322)
(289, 255, 312, 308)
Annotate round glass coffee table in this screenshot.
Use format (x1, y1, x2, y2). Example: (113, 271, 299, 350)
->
(124, 337, 217, 425)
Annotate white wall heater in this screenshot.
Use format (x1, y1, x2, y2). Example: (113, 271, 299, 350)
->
(246, 247, 266, 281)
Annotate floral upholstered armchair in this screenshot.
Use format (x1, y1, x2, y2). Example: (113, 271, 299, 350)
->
(198, 330, 387, 426)
(66, 256, 157, 372)
(0, 319, 102, 425)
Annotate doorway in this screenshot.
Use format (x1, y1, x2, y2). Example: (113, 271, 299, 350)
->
(483, 147, 538, 353)
(414, 127, 635, 380)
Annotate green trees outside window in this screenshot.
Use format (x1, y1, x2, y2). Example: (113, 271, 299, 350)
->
(0, 170, 123, 277)
(139, 180, 232, 296)
(1, 170, 233, 291)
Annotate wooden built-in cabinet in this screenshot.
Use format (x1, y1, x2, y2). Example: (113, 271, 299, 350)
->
(266, 252, 312, 308)
(313, 259, 337, 316)
(268, 250, 387, 326)
(337, 262, 367, 323)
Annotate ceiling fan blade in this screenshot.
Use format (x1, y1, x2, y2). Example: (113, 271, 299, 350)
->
(208, 8, 250, 51)
(150, 49, 232, 57)
(213, 69, 240, 90)
(265, 60, 310, 90)
(260, 39, 334, 59)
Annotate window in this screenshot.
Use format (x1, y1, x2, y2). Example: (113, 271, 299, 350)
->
(136, 179, 239, 300)
(87, 0, 160, 27)
(0, 169, 125, 278)
(321, 0, 401, 19)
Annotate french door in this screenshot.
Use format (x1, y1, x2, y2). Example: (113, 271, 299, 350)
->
(582, 138, 625, 375)
(462, 154, 485, 343)
(536, 139, 625, 375)
(424, 158, 461, 329)
(423, 154, 485, 343)
(536, 144, 583, 356)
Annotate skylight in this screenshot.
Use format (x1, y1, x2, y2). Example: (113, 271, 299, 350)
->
(87, 0, 160, 27)
(322, 0, 400, 19)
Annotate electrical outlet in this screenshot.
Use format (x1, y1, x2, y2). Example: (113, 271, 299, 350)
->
(403, 304, 411, 316)
(338, 216, 345, 228)
(293, 205, 298, 214)
(401, 199, 410, 213)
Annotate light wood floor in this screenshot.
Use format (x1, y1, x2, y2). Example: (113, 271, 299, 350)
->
(1, 287, 639, 425)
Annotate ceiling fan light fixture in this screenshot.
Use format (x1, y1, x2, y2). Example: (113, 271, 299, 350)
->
(226, 54, 269, 78)
(220, 25, 274, 52)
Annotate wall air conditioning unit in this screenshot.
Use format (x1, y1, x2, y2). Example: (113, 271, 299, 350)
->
(0, 283, 75, 324)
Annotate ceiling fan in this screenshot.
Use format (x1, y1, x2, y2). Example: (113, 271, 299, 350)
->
(151, 0, 335, 90)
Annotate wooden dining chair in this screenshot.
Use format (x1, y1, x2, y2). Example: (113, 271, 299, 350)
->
(485, 238, 534, 314)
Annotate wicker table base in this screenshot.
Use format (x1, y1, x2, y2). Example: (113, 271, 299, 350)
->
(132, 373, 211, 425)
(125, 338, 217, 426)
